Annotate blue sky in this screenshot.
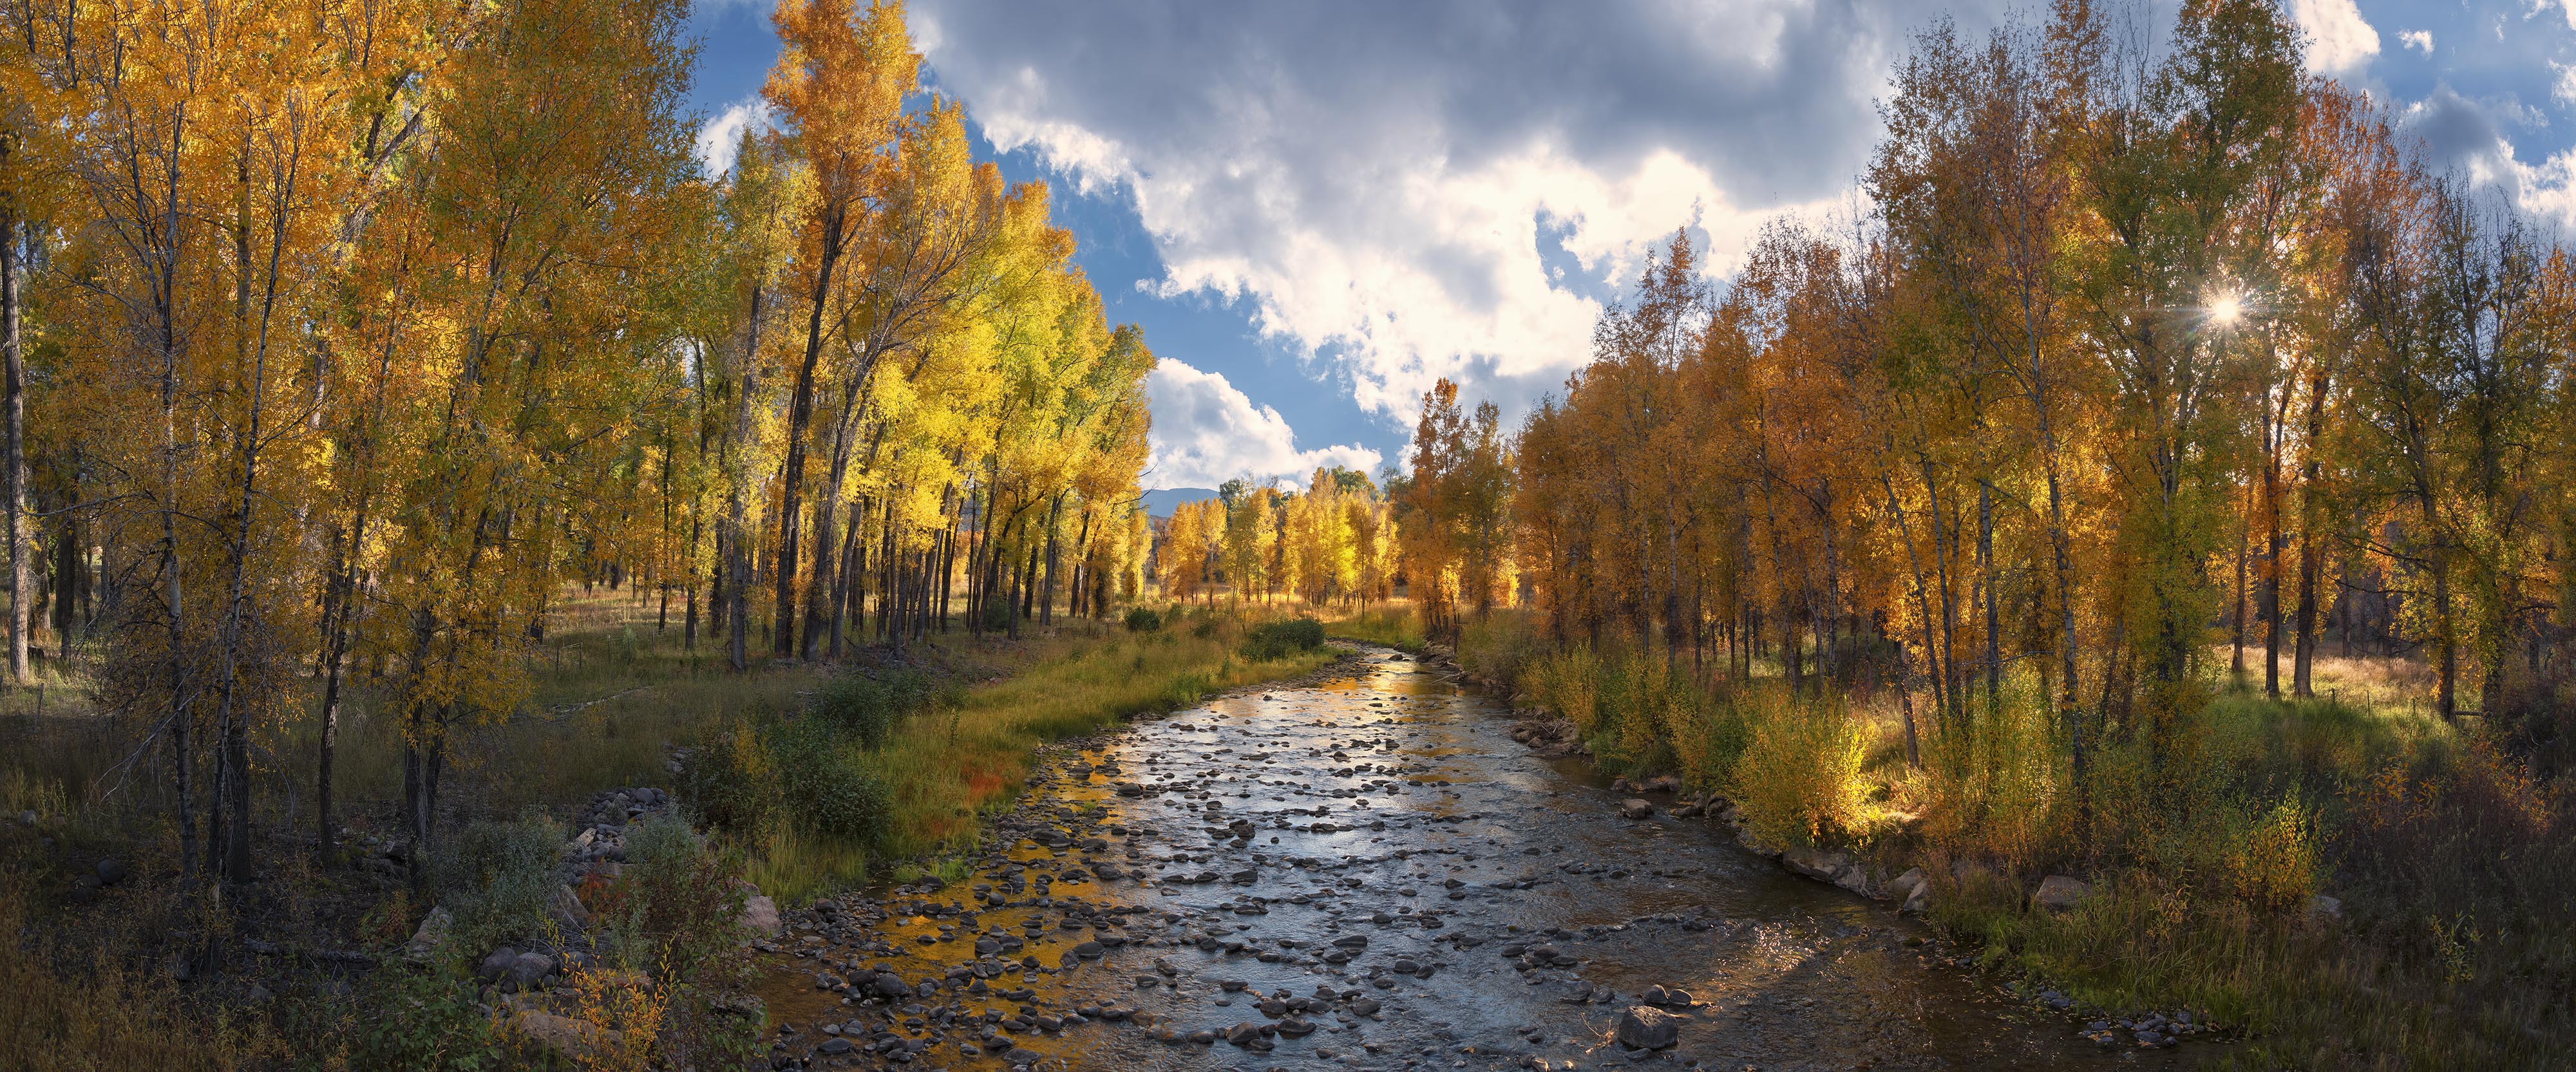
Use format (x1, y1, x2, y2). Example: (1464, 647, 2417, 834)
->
(685, 0, 2576, 492)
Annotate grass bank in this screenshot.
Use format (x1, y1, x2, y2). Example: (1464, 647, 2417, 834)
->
(1322, 604, 1430, 653)
(1443, 607, 2575, 1071)
(0, 590, 1350, 1069)
(683, 603, 1345, 903)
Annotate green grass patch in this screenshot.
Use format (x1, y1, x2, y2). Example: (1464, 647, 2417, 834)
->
(1323, 605, 1427, 652)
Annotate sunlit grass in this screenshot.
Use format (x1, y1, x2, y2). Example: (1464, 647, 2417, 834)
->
(749, 606, 1341, 901)
(1322, 603, 1428, 652)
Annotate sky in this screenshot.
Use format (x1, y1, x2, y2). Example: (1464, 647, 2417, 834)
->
(685, 0, 2576, 492)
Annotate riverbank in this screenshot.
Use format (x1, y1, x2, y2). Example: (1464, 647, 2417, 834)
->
(0, 596, 1352, 1069)
(1434, 609, 2575, 1071)
(742, 642, 2156, 1071)
(733, 606, 1358, 901)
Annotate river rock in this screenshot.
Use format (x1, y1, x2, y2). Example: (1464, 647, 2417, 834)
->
(1888, 866, 1929, 900)
(478, 946, 522, 983)
(405, 907, 453, 963)
(1615, 1006, 1681, 1049)
(504, 952, 555, 988)
(547, 883, 591, 930)
(511, 1008, 607, 1060)
(1779, 843, 1849, 883)
(2032, 875, 2091, 913)
(1734, 825, 1781, 859)
(1620, 799, 1653, 820)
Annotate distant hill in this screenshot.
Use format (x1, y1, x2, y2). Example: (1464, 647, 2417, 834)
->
(1141, 487, 1220, 518)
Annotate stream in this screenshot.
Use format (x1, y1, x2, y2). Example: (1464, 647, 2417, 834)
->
(750, 647, 2206, 1071)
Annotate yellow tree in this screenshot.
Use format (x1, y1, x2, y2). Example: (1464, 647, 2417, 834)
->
(1159, 498, 1217, 603)
(764, 0, 919, 655)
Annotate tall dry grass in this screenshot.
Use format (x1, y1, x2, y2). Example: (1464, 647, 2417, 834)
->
(1451, 605, 2576, 1067)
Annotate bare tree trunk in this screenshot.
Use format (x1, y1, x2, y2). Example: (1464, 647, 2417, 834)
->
(3, 209, 26, 684)
(2263, 402, 2282, 697)
(683, 516, 700, 650)
(938, 496, 960, 631)
(801, 382, 863, 658)
(2231, 475, 2249, 677)
(1919, 460, 1958, 722)
(2429, 531, 2457, 720)
(1039, 493, 1063, 625)
(2293, 370, 2327, 697)
(1976, 478, 1999, 718)
(828, 500, 860, 656)
(315, 496, 370, 859)
(775, 213, 847, 657)
(725, 285, 762, 672)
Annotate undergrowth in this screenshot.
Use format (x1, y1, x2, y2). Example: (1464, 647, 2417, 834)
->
(1452, 605, 2576, 1069)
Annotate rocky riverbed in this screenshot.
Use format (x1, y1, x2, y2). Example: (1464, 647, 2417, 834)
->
(750, 646, 2203, 1071)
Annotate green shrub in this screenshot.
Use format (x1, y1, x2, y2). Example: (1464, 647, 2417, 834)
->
(1528, 643, 1602, 735)
(811, 668, 933, 750)
(1123, 606, 1164, 633)
(596, 816, 751, 981)
(1672, 691, 1754, 794)
(683, 721, 778, 838)
(1241, 616, 1325, 660)
(1459, 611, 1549, 686)
(432, 809, 564, 953)
(1732, 691, 1870, 848)
(354, 962, 503, 1070)
(767, 717, 892, 844)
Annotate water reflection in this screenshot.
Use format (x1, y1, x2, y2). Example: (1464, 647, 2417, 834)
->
(751, 652, 2199, 1071)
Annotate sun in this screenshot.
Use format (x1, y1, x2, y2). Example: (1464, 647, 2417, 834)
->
(2208, 291, 2245, 326)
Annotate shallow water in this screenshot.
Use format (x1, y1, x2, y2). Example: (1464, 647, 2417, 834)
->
(752, 650, 2205, 1071)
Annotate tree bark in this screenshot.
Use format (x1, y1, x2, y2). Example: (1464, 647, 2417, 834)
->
(3, 209, 27, 685)
(2262, 398, 2283, 698)
(725, 282, 764, 672)
(800, 380, 862, 659)
(775, 210, 847, 656)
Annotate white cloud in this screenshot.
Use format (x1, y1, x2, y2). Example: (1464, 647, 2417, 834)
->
(2291, 0, 2380, 75)
(2398, 29, 2432, 54)
(2402, 85, 2576, 227)
(696, 97, 773, 179)
(914, 0, 1941, 425)
(1146, 358, 1382, 489)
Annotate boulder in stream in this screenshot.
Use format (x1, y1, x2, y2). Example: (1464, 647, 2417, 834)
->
(1615, 1006, 1681, 1049)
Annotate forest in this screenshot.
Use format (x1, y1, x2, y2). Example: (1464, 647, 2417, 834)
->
(0, 0, 1157, 889)
(1378, 1, 2576, 1066)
